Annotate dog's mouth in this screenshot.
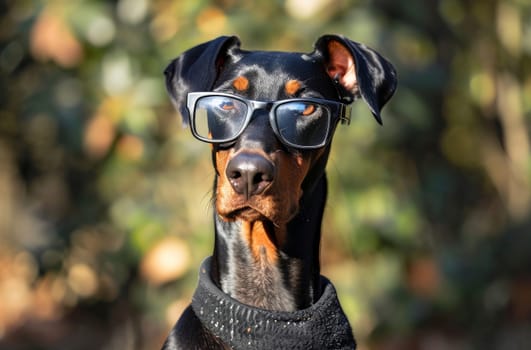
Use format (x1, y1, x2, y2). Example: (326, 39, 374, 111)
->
(217, 198, 298, 226)
(223, 206, 267, 222)
(215, 149, 310, 226)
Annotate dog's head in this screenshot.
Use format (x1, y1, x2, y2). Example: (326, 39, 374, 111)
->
(165, 35, 397, 225)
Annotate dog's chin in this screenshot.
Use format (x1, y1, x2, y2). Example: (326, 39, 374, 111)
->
(223, 207, 272, 222)
(220, 205, 296, 226)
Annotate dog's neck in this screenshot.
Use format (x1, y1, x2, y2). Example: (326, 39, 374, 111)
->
(210, 173, 327, 312)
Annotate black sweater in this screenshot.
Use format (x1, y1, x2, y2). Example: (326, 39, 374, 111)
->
(191, 257, 357, 349)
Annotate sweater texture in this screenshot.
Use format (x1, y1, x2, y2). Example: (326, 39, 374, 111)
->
(191, 257, 356, 349)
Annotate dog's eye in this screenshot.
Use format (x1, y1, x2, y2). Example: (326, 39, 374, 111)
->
(302, 104, 316, 116)
(277, 102, 324, 121)
(292, 103, 320, 118)
(218, 101, 235, 111)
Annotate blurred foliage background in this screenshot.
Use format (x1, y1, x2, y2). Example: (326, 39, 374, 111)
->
(0, 0, 530, 349)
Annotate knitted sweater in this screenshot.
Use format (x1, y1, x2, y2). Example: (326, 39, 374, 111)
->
(191, 257, 356, 349)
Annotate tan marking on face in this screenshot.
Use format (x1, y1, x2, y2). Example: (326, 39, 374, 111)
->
(215, 148, 326, 226)
(285, 79, 301, 96)
(270, 151, 310, 218)
(214, 148, 235, 218)
(233, 76, 249, 91)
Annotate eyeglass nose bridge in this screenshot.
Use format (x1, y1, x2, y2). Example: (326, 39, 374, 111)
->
(247, 100, 274, 116)
(243, 101, 277, 132)
(235, 101, 279, 151)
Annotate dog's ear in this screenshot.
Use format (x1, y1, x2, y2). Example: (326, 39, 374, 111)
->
(164, 36, 242, 125)
(314, 34, 397, 124)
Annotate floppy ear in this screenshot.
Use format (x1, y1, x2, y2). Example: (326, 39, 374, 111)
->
(314, 34, 397, 124)
(164, 36, 242, 125)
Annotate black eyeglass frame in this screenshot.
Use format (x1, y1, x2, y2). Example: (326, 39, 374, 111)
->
(186, 92, 352, 150)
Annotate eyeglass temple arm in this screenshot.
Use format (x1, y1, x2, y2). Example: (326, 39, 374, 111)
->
(340, 104, 352, 125)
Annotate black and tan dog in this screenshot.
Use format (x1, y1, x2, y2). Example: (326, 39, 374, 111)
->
(161, 35, 396, 349)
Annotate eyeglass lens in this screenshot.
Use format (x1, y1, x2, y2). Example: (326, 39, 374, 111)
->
(275, 102, 331, 147)
(194, 95, 248, 141)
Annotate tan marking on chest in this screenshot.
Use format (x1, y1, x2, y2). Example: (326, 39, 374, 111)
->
(241, 221, 278, 263)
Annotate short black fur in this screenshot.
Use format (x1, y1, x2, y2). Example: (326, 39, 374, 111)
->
(161, 35, 397, 349)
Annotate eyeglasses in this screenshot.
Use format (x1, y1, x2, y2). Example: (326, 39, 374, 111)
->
(186, 92, 351, 149)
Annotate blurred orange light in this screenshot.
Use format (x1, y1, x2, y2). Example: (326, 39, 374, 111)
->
(30, 9, 83, 68)
(84, 114, 116, 159)
(117, 135, 145, 161)
(140, 237, 190, 286)
(196, 7, 227, 35)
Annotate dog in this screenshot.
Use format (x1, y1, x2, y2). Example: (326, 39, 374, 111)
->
(161, 34, 397, 349)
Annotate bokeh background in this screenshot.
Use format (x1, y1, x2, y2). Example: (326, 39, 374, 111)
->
(1, 0, 530, 349)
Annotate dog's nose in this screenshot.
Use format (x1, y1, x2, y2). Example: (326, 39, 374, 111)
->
(226, 153, 275, 198)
